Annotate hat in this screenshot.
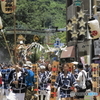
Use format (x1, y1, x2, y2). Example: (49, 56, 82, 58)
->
(24, 64, 32, 67)
(23, 61, 32, 67)
(23, 64, 27, 67)
(72, 61, 78, 65)
(40, 65, 46, 69)
(26, 61, 32, 65)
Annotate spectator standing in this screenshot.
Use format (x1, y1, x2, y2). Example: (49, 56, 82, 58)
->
(24, 63, 35, 100)
(75, 63, 87, 100)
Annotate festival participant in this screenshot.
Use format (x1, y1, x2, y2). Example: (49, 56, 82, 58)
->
(54, 63, 78, 100)
(38, 65, 51, 100)
(7, 64, 27, 100)
(1, 64, 11, 97)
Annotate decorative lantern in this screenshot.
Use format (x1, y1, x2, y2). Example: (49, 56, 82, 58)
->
(17, 35, 26, 42)
(88, 19, 100, 39)
(1, 0, 16, 13)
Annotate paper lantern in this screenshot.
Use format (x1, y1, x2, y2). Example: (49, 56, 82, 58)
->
(88, 19, 100, 39)
(1, 0, 16, 13)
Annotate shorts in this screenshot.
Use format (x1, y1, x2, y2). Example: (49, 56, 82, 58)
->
(60, 89, 71, 98)
(75, 88, 86, 99)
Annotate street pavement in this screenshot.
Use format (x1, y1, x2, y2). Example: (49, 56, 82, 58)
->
(3, 95, 7, 100)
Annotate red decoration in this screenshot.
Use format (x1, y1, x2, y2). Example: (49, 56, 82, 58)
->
(34, 89, 38, 91)
(70, 86, 75, 90)
(52, 92, 57, 97)
(91, 30, 98, 36)
(0, 77, 2, 84)
(1, 0, 5, 1)
(92, 68, 97, 71)
(52, 68, 57, 71)
(68, 67, 72, 72)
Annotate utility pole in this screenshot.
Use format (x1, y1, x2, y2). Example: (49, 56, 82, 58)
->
(94, 0, 97, 15)
(89, 0, 92, 18)
(66, 0, 68, 45)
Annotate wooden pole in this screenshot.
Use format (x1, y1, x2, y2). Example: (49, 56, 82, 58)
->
(13, 12, 17, 64)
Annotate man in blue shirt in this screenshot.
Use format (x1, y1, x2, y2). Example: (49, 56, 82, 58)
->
(24, 63, 35, 100)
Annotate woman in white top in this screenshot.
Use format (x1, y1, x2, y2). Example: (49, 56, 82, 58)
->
(75, 63, 87, 100)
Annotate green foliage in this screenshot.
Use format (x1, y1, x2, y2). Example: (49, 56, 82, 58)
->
(0, 0, 66, 47)
(0, 0, 66, 29)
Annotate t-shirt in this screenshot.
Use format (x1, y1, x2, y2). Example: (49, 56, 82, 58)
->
(77, 70, 87, 89)
(25, 69, 34, 86)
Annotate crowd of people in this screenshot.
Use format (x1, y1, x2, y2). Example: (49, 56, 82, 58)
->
(0, 59, 92, 100)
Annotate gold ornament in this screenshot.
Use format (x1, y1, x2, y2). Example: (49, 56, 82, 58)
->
(66, 22, 73, 31)
(77, 9, 85, 18)
(33, 35, 39, 42)
(79, 19, 86, 27)
(79, 27, 86, 35)
(71, 29, 78, 38)
(17, 35, 26, 42)
(71, 16, 78, 24)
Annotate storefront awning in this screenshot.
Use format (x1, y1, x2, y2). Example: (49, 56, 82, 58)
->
(60, 46, 75, 58)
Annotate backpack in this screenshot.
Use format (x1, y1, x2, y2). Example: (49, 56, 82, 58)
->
(82, 71, 92, 90)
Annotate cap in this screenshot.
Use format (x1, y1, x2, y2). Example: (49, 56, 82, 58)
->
(40, 65, 46, 69)
(26, 61, 32, 65)
(23, 61, 33, 67)
(23, 64, 32, 68)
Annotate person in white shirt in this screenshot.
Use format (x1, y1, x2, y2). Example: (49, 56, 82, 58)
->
(75, 63, 87, 100)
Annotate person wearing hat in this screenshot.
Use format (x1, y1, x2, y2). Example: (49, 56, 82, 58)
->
(75, 63, 87, 100)
(23, 63, 35, 100)
(38, 65, 51, 100)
